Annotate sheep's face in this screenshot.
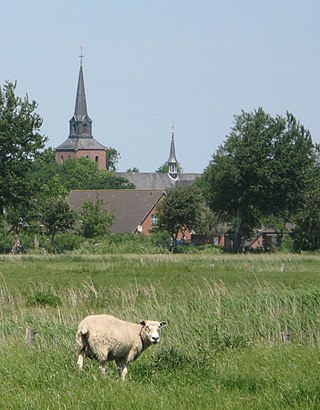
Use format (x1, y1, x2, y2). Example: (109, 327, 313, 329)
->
(140, 320, 167, 345)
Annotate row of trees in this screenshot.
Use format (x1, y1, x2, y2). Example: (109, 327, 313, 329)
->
(156, 108, 320, 252)
(1, 81, 319, 253)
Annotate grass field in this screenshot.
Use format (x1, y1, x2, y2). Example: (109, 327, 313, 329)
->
(0, 253, 320, 409)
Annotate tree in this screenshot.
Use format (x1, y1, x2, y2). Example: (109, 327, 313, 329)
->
(156, 162, 183, 173)
(156, 186, 202, 252)
(0, 81, 46, 215)
(126, 167, 139, 173)
(40, 197, 76, 244)
(29, 148, 67, 200)
(58, 157, 134, 190)
(106, 147, 120, 172)
(193, 207, 222, 240)
(200, 108, 318, 252)
(291, 162, 320, 251)
(78, 199, 114, 238)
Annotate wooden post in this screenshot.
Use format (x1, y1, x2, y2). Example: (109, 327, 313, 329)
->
(281, 331, 290, 343)
(25, 327, 37, 347)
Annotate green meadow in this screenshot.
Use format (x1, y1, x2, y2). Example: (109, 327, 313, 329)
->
(0, 253, 320, 409)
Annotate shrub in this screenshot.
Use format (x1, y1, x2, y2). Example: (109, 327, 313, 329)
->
(26, 291, 62, 308)
(43, 233, 84, 254)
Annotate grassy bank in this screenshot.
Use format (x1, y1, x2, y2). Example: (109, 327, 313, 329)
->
(0, 254, 319, 409)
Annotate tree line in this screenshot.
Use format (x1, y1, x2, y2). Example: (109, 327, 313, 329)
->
(157, 108, 320, 252)
(1, 81, 319, 253)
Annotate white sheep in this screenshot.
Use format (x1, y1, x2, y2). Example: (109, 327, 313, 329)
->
(76, 314, 167, 380)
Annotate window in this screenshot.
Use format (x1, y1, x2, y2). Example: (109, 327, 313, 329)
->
(60, 156, 64, 164)
(95, 156, 99, 162)
(151, 214, 158, 225)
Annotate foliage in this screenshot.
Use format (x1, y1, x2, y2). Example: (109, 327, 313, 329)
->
(156, 161, 183, 173)
(26, 291, 62, 307)
(58, 157, 134, 191)
(156, 186, 202, 252)
(292, 195, 320, 251)
(126, 167, 139, 172)
(29, 153, 134, 197)
(106, 146, 120, 172)
(78, 199, 114, 238)
(73, 233, 170, 254)
(0, 81, 46, 215)
(42, 233, 84, 254)
(29, 147, 67, 200)
(193, 207, 222, 238)
(200, 108, 318, 251)
(40, 197, 76, 244)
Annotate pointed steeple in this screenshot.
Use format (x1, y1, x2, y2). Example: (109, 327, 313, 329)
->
(69, 56, 93, 138)
(55, 51, 107, 170)
(167, 123, 178, 179)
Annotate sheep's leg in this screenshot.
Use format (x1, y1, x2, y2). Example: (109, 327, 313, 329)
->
(99, 361, 108, 374)
(77, 351, 85, 371)
(116, 360, 128, 381)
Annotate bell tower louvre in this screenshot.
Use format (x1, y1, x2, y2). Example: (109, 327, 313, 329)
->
(55, 51, 107, 169)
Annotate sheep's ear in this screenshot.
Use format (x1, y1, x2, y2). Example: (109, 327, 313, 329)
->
(160, 321, 167, 328)
(140, 320, 146, 326)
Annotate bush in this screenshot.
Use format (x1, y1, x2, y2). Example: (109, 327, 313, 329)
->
(26, 291, 62, 308)
(42, 233, 84, 254)
(74, 233, 168, 254)
(0, 235, 12, 253)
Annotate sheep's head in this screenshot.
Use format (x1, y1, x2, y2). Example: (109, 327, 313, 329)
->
(140, 320, 167, 345)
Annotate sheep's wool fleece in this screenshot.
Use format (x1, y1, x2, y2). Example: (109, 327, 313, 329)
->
(79, 315, 143, 360)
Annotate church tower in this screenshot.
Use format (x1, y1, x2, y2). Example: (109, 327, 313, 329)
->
(167, 124, 178, 179)
(55, 52, 107, 169)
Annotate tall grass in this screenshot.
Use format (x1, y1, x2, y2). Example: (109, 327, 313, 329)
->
(0, 254, 320, 408)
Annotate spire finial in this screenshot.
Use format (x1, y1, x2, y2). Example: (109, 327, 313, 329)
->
(79, 44, 84, 66)
(171, 120, 175, 136)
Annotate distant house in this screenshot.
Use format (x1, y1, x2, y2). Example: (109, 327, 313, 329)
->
(68, 189, 166, 235)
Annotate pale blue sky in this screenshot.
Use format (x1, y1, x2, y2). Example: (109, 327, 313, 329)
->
(1, 1, 320, 172)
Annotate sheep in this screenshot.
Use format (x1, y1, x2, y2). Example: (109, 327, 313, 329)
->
(76, 314, 167, 380)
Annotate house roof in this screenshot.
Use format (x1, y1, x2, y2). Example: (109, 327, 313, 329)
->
(68, 189, 165, 234)
(116, 172, 200, 190)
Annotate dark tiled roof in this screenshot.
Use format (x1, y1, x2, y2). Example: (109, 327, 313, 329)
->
(68, 189, 165, 233)
(116, 172, 201, 190)
(56, 137, 106, 151)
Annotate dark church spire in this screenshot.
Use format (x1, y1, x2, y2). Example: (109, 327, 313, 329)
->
(55, 50, 107, 170)
(167, 123, 178, 179)
(69, 49, 93, 138)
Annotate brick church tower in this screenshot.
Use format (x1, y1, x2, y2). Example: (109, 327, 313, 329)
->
(55, 55, 107, 169)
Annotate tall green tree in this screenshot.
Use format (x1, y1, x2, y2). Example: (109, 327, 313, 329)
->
(0, 81, 46, 215)
(200, 108, 318, 251)
(106, 147, 120, 172)
(40, 197, 76, 245)
(78, 199, 114, 238)
(156, 186, 202, 252)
